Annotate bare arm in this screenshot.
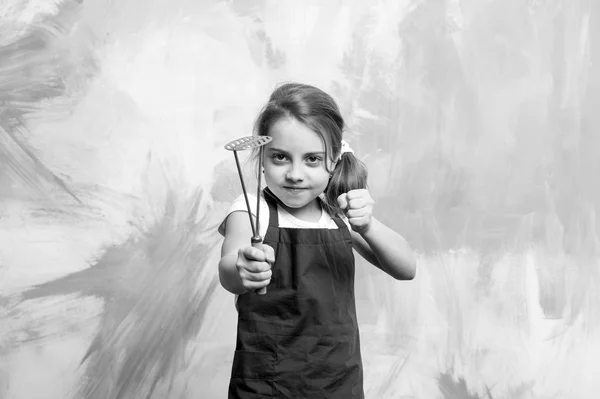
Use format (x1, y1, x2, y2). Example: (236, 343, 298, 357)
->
(350, 217, 416, 280)
(219, 211, 273, 295)
(338, 190, 416, 280)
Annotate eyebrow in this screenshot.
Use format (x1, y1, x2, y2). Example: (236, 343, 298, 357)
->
(268, 147, 326, 156)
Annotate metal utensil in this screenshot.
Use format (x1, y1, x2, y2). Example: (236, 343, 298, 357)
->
(224, 135, 273, 295)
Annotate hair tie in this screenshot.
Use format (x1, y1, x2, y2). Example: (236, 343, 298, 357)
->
(338, 140, 354, 161)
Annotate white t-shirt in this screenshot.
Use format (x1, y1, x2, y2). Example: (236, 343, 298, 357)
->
(218, 193, 351, 237)
(218, 192, 352, 308)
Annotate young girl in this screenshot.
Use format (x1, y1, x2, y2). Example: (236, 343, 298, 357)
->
(218, 82, 416, 398)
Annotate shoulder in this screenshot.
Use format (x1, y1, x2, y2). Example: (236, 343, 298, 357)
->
(218, 193, 269, 236)
(338, 213, 351, 230)
(229, 193, 270, 214)
(329, 209, 351, 230)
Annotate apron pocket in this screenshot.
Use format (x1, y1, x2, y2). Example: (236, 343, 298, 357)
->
(231, 350, 276, 379)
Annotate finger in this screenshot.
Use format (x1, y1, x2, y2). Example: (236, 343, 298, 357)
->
(337, 193, 348, 210)
(240, 246, 265, 262)
(244, 260, 272, 273)
(346, 208, 368, 219)
(242, 269, 272, 282)
(348, 197, 368, 210)
(346, 189, 367, 200)
(262, 244, 276, 264)
(347, 216, 367, 226)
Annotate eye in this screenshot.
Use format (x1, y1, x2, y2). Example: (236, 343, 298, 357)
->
(271, 153, 288, 162)
(306, 156, 322, 165)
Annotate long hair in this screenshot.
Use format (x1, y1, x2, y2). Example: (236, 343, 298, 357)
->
(253, 82, 368, 215)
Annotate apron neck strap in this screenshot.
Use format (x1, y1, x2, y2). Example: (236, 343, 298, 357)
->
(263, 187, 280, 228)
(262, 187, 351, 236)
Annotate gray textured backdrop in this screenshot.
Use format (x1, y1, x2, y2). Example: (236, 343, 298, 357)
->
(1, 1, 599, 398)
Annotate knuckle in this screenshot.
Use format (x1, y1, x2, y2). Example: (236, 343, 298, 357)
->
(235, 258, 246, 269)
(256, 249, 266, 261)
(260, 261, 271, 272)
(247, 261, 255, 268)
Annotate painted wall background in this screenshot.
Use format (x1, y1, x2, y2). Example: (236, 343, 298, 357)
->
(1, 0, 599, 398)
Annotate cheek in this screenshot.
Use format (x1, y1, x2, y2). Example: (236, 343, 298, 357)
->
(262, 166, 278, 183)
(314, 169, 331, 186)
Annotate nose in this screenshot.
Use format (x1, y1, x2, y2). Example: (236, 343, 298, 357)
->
(285, 163, 304, 182)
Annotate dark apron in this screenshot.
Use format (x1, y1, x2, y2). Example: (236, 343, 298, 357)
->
(228, 188, 364, 399)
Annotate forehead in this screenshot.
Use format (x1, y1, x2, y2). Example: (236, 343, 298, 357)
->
(266, 117, 326, 152)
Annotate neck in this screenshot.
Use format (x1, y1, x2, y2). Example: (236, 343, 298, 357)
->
(281, 199, 322, 223)
(263, 187, 323, 222)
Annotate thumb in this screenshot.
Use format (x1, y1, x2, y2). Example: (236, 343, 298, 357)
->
(337, 193, 349, 210)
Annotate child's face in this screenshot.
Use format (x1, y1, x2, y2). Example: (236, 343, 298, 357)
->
(262, 117, 335, 216)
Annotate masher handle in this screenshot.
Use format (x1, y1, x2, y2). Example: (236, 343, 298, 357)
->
(251, 236, 267, 295)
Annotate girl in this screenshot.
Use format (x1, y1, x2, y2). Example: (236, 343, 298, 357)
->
(218, 82, 416, 398)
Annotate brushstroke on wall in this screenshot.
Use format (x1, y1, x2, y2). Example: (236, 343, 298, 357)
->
(1, 0, 599, 398)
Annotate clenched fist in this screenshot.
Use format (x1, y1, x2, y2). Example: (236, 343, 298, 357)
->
(236, 243, 275, 293)
(337, 189, 374, 233)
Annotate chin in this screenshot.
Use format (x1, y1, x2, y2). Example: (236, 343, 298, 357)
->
(279, 196, 308, 209)
(270, 190, 306, 208)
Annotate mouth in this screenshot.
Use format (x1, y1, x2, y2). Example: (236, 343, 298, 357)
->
(283, 186, 308, 193)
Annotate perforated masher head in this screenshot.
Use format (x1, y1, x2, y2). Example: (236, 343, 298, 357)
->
(224, 136, 272, 151)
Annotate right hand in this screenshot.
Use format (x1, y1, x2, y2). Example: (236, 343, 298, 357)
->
(236, 244, 275, 293)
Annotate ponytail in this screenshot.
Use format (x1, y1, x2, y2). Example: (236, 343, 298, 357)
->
(323, 152, 368, 215)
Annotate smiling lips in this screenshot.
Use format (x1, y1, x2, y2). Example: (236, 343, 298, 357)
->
(284, 186, 308, 193)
